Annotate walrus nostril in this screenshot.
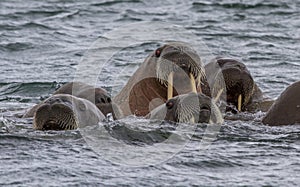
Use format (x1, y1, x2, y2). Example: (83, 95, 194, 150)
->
(166, 100, 174, 109)
(199, 108, 211, 123)
(107, 97, 111, 103)
(101, 98, 106, 103)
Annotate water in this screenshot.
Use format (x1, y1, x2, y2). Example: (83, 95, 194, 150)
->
(1, 0, 300, 186)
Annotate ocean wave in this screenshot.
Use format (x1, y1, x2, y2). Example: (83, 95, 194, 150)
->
(192, 1, 290, 10)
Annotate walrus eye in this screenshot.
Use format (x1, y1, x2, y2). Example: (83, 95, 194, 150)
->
(217, 59, 227, 67)
(155, 49, 161, 57)
(166, 100, 174, 109)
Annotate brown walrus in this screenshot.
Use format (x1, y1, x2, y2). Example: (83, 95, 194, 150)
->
(205, 57, 273, 113)
(33, 94, 104, 130)
(262, 81, 300, 126)
(148, 92, 223, 124)
(23, 82, 121, 119)
(113, 42, 210, 117)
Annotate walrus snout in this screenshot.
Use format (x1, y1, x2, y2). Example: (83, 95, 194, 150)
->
(179, 93, 222, 124)
(34, 101, 77, 131)
(222, 68, 254, 111)
(150, 93, 223, 124)
(212, 58, 255, 112)
(198, 104, 211, 123)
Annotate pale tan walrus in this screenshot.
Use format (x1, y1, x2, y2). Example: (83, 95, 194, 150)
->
(148, 92, 223, 124)
(24, 82, 121, 119)
(32, 94, 104, 130)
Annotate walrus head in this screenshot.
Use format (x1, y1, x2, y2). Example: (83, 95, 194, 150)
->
(79, 87, 121, 119)
(154, 42, 206, 99)
(149, 93, 223, 124)
(114, 42, 210, 117)
(262, 81, 300, 126)
(207, 58, 255, 112)
(34, 95, 79, 130)
(54, 82, 120, 119)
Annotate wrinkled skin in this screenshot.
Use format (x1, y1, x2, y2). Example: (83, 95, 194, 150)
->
(33, 94, 104, 130)
(262, 81, 300, 126)
(114, 42, 210, 117)
(205, 57, 273, 113)
(148, 93, 223, 124)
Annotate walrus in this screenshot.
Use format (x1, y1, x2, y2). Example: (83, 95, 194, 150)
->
(205, 57, 273, 113)
(262, 81, 300, 126)
(33, 94, 104, 130)
(113, 42, 210, 117)
(148, 93, 223, 124)
(23, 82, 121, 119)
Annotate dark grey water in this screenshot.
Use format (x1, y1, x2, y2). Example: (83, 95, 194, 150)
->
(1, 0, 300, 186)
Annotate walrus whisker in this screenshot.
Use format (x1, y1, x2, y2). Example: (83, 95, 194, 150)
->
(167, 72, 174, 100)
(176, 96, 201, 123)
(61, 113, 77, 130)
(59, 121, 65, 129)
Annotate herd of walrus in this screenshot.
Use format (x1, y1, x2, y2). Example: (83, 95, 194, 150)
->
(22, 42, 300, 130)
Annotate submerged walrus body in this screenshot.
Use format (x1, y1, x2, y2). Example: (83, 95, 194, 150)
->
(24, 82, 121, 119)
(33, 94, 104, 130)
(205, 57, 273, 113)
(114, 42, 210, 117)
(148, 93, 223, 124)
(262, 81, 300, 126)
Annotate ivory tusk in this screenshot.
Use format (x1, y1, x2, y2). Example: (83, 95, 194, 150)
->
(189, 116, 195, 123)
(238, 94, 242, 112)
(190, 73, 198, 93)
(214, 88, 224, 102)
(167, 72, 174, 100)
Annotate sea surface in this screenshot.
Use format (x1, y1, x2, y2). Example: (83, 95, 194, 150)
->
(1, 0, 300, 186)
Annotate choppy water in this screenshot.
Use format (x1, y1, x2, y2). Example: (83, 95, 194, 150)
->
(1, 0, 300, 186)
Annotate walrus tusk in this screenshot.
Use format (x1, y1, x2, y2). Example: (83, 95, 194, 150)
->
(167, 72, 174, 100)
(190, 73, 198, 93)
(190, 116, 195, 123)
(214, 88, 224, 102)
(238, 94, 242, 111)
